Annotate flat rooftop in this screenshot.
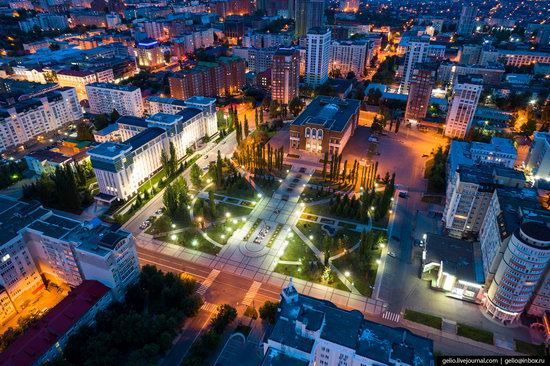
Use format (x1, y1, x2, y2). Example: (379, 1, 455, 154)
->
(87, 141, 132, 158)
(116, 116, 148, 128)
(88, 82, 139, 92)
(126, 127, 165, 151)
(292, 96, 360, 133)
(146, 113, 182, 125)
(425, 233, 485, 284)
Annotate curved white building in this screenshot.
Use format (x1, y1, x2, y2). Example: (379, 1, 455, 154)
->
(485, 221, 550, 323)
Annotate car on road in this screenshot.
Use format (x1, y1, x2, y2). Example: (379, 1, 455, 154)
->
(422, 154, 429, 158)
(388, 251, 396, 258)
(203, 166, 209, 171)
(391, 235, 400, 241)
(368, 136, 379, 143)
(155, 208, 164, 216)
(398, 191, 409, 199)
(204, 155, 208, 159)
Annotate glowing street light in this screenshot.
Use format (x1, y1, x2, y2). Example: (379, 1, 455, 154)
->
(225, 212, 231, 218)
(344, 271, 351, 277)
(192, 239, 198, 246)
(172, 224, 176, 228)
(376, 259, 381, 265)
(309, 235, 314, 240)
(171, 234, 177, 241)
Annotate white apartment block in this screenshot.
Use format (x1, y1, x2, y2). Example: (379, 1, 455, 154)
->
(147, 96, 188, 115)
(306, 27, 331, 87)
(242, 32, 293, 49)
(525, 131, 550, 181)
(263, 280, 434, 365)
(443, 165, 525, 239)
(330, 41, 367, 77)
(86, 82, 144, 117)
(89, 97, 217, 200)
(0, 87, 82, 152)
(398, 37, 429, 94)
(56, 69, 114, 101)
(485, 221, 550, 324)
(248, 47, 277, 73)
(172, 28, 215, 54)
(444, 76, 482, 139)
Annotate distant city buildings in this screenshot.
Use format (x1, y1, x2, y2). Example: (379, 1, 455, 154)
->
(56, 69, 114, 101)
(294, 0, 325, 38)
(136, 38, 165, 70)
(19, 13, 69, 33)
(457, 4, 477, 36)
(444, 75, 482, 139)
(89, 97, 217, 201)
(262, 279, 434, 365)
(0, 87, 82, 152)
(290, 96, 359, 155)
(86, 82, 144, 117)
(271, 48, 300, 105)
(525, 131, 550, 181)
(305, 27, 331, 86)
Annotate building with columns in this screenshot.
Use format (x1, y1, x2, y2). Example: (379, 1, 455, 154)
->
(289, 96, 359, 156)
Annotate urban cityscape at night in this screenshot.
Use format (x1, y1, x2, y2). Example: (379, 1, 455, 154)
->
(0, 0, 549, 364)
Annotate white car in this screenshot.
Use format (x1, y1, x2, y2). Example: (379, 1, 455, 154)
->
(387, 251, 396, 258)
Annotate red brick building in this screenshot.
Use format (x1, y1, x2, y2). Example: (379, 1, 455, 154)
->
(169, 56, 245, 99)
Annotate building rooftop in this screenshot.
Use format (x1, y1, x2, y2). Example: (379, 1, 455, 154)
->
(87, 141, 132, 158)
(147, 96, 187, 107)
(146, 113, 182, 125)
(292, 96, 360, 133)
(0, 281, 110, 366)
(116, 116, 148, 129)
(87, 82, 140, 92)
(185, 96, 216, 106)
(307, 27, 331, 35)
(125, 127, 165, 151)
(425, 234, 485, 285)
(26, 150, 72, 164)
(56, 69, 95, 77)
(176, 107, 202, 121)
(270, 285, 433, 365)
(0, 199, 50, 246)
(262, 348, 309, 366)
(94, 122, 119, 136)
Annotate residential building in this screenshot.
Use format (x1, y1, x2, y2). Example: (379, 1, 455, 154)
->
(86, 83, 144, 117)
(444, 75, 482, 139)
(398, 37, 430, 94)
(0, 87, 82, 152)
(262, 279, 434, 365)
(329, 40, 368, 77)
(496, 50, 550, 67)
(248, 47, 277, 73)
(443, 165, 525, 239)
(169, 57, 245, 99)
(93, 123, 120, 143)
(89, 97, 217, 200)
(243, 31, 293, 48)
(447, 138, 518, 183)
(485, 221, 550, 324)
(56, 69, 108, 101)
(147, 96, 188, 115)
(0, 281, 112, 365)
(136, 38, 164, 70)
(290, 96, 359, 156)
(24, 150, 72, 175)
(457, 4, 477, 36)
(223, 16, 246, 44)
(437, 61, 505, 86)
(294, 0, 325, 37)
(305, 27, 331, 87)
(525, 131, 550, 181)
(404, 63, 436, 123)
(171, 28, 214, 57)
(19, 13, 69, 33)
(459, 44, 482, 65)
(209, 0, 251, 18)
(271, 48, 300, 105)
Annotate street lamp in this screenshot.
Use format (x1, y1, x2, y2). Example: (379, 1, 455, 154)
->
(309, 235, 314, 240)
(422, 233, 427, 240)
(376, 259, 381, 265)
(225, 212, 231, 218)
(192, 239, 198, 246)
(344, 271, 351, 277)
(172, 224, 176, 228)
(171, 234, 177, 241)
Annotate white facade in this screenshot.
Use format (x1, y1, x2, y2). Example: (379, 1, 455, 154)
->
(444, 77, 482, 139)
(306, 28, 331, 87)
(330, 41, 367, 77)
(398, 38, 429, 94)
(485, 222, 550, 323)
(90, 97, 217, 200)
(526, 131, 550, 181)
(0, 87, 82, 152)
(86, 82, 144, 117)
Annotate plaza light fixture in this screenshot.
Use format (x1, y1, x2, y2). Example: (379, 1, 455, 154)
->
(288, 232, 293, 237)
(309, 235, 314, 240)
(376, 259, 381, 265)
(300, 202, 305, 207)
(221, 234, 225, 239)
(286, 169, 290, 173)
(423, 233, 427, 240)
(242, 217, 247, 222)
(389, 209, 392, 214)
(171, 234, 177, 241)
(225, 212, 231, 218)
(232, 219, 238, 224)
(344, 271, 351, 277)
(172, 224, 176, 228)
(370, 206, 375, 211)
(258, 193, 262, 198)
(226, 227, 232, 232)
(279, 179, 283, 183)
(192, 239, 198, 246)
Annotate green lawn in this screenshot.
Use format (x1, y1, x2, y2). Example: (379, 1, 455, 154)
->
(331, 248, 380, 297)
(296, 221, 361, 254)
(203, 218, 246, 245)
(209, 180, 258, 200)
(252, 175, 281, 197)
(457, 324, 493, 345)
(515, 340, 546, 356)
(404, 309, 443, 330)
(304, 203, 333, 217)
(275, 230, 349, 292)
(159, 228, 221, 255)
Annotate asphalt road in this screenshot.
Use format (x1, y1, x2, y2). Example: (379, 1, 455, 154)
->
(123, 131, 238, 234)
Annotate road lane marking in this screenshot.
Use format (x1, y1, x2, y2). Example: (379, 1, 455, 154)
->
(200, 302, 218, 313)
(242, 281, 262, 307)
(382, 311, 400, 322)
(196, 269, 221, 295)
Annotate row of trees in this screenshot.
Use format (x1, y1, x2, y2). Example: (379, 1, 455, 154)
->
(54, 265, 202, 366)
(22, 163, 93, 212)
(234, 142, 285, 172)
(426, 146, 447, 193)
(321, 153, 379, 190)
(160, 142, 179, 179)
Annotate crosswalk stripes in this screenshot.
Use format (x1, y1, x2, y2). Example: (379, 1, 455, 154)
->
(196, 269, 220, 296)
(382, 311, 401, 322)
(241, 281, 262, 307)
(201, 302, 218, 313)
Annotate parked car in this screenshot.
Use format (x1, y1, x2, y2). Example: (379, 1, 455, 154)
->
(398, 191, 409, 199)
(388, 251, 396, 258)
